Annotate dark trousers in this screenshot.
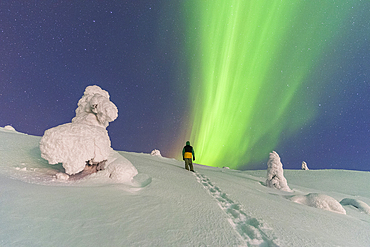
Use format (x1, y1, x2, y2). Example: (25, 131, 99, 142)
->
(184, 158, 194, 171)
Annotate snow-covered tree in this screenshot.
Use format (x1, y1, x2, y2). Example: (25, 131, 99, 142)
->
(40, 85, 138, 182)
(72, 85, 118, 128)
(150, 149, 162, 157)
(266, 151, 291, 192)
(301, 161, 309, 170)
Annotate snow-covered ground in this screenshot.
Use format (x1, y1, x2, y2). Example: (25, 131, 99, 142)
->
(1, 127, 370, 247)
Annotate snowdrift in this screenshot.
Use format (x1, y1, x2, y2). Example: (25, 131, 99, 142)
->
(289, 193, 346, 214)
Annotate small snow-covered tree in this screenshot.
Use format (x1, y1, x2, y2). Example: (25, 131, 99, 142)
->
(301, 161, 309, 170)
(150, 149, 162, 157)
(266, 151, 291, 192)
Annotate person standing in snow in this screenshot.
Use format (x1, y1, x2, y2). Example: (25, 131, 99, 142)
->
(182, 141, 195, 172)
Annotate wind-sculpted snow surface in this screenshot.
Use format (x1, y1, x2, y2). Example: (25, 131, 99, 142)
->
(0, 129, 255, 246)
(194, 172, 279, 247)
(340, 198, 370, 214)
(3, 128, 370, 246)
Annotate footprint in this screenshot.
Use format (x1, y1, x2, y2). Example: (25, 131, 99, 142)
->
(194, 172, 279, 246)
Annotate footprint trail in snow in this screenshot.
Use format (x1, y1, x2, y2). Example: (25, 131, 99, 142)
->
(194, 172, 279, 247)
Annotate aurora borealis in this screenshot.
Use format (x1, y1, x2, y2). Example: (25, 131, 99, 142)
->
(179, 1, 362, 168)
(1, 1, 369, 170)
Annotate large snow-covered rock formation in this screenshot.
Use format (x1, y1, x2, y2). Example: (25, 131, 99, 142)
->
(266, 151, 291, 192)
(40, 85, 138, 182)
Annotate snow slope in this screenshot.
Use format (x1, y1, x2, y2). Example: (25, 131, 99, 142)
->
(1, 127, 370, 246)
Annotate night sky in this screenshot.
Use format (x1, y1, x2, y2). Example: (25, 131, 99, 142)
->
(1, 1, 369, 171)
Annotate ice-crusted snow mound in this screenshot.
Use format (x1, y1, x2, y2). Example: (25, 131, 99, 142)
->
(4, 125, 16, 131)
(340, 198, 370, 214)
(103, 150, 138, 182)
(290, 193, 346, 214)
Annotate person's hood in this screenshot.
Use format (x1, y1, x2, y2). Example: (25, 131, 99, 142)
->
(186, 141, 190, 146)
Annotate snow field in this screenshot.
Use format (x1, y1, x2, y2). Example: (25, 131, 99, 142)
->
(1, 128, 370, 246)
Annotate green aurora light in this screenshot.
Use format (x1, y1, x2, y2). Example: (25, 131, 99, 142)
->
(180, 1, 352, 168)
